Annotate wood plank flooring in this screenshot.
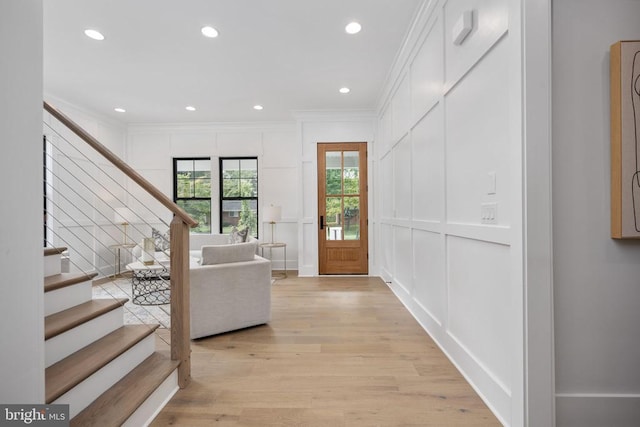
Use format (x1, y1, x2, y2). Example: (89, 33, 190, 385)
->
(152, 274, 501, 426)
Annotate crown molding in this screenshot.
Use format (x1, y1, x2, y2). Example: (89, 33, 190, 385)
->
(291, 109, 376, 122)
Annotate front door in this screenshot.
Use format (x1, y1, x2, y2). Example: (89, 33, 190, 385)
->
(317, 142, 368, 274)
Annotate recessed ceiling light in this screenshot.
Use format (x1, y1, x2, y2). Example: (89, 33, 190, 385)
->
(339, 87, 350, 94)
(185, 106, 196, 111)
(345, 22, 362, 34)
(201, 26, 219, 38)
(84, 29, 105, 41)
(253, 105, 263, 110)
(114, 107, 126, 113)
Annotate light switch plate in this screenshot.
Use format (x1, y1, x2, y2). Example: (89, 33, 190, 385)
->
(481, 202, 498, 224)
(488, 171, 496, 195)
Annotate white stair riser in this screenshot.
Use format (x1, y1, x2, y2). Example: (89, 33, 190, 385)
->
(123, 369, 178, 427)
(44, 281, 92, 316)
(45, 308, 123, 368)
(52, 334, 155, 419)
(44, 254, 62, 277)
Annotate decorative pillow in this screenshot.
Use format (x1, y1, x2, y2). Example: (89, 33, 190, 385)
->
(200, 240, 258, 265)
(151, 228, 170, 251)
(152, 228, 163, 251)
(237, 227, 249, 242)
(229, 226, 239, 244)
(229, 226, 249, 244)
(162, 230, 170, 250)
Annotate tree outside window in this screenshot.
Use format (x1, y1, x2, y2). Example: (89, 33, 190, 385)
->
(325, 152, 360, 240)
(220, 157, 258, 236)
(173, 158, 211, 233)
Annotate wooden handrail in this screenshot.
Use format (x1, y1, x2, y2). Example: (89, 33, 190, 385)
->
(45, 100, 193, 388)
(44, 101, 198, 228)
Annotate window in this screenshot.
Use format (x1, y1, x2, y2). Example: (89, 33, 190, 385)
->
(173, 158, 211, 233)
(220, 157, 258, 236)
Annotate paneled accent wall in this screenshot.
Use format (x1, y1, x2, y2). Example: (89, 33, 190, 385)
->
(294, 112, 376, 277)
(126, 123, 298, 271)
(375, 0, 523, 424)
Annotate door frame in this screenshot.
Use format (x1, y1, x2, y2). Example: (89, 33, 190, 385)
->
(317, 142, 369, 275)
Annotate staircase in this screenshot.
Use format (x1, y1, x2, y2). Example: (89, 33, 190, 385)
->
(42, 101, 195, 424)
(44, 247, 179, 425)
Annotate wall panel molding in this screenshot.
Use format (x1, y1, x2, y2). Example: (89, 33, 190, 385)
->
(375, 0, 520, 424)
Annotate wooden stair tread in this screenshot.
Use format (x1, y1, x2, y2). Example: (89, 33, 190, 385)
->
(44, 272, 98, 293)
(45, 298, 128, 340)
(46, 324, 159, 403)
(70, 352, 178, 427)
(44, 247, 68, 257)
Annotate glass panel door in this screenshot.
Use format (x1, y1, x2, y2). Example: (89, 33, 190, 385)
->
(317, 143, 368, 274)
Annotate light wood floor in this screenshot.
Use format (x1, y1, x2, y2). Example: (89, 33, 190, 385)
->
(152, 274, 501, 426)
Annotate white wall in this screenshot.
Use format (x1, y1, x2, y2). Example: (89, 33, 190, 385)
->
(294, 112, 376, 277)
(127, 123, 298, 270)
(375, 0, 525, 424)
(553, 1, 640, 425)
(43, 96, 128, 277)
(0, 0, 44, 403)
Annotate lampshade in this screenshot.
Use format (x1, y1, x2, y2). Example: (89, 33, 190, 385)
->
(114, 207, 135, 224)
(263, 205, 282, 223)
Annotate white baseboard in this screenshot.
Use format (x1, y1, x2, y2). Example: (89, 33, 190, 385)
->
(297, 265, 315, 276)
(556, 394, 640, 427)
(270, 260, 298, 270)
(385, 278, 510, 426)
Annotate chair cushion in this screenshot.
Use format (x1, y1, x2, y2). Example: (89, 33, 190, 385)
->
(190, 233, 232, 250)
(201, 240, 257, 265)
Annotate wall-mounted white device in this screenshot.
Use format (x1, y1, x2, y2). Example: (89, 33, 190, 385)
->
(452, 10, 474, 46)
(487, 171, 496, 195)
(481, 202, 498, 224)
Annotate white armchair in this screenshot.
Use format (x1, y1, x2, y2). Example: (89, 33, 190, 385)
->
(188, 234, 271, 339)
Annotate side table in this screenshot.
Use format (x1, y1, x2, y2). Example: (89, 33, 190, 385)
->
(259, 242, 287, 278)
(125, 261, 170, 305)
(110, 243, 137, 276)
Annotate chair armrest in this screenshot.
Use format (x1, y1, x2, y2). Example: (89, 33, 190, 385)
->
(190, 255, 270, 286)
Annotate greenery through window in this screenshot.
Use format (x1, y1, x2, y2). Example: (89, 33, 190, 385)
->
(174, 158, 211, 233)
(220, 157, 258, 237)
(325, 151, 360, 240)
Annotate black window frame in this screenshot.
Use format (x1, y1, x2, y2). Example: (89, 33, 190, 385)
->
(173, 157, 212, 234)
(219, 156, 259, 237)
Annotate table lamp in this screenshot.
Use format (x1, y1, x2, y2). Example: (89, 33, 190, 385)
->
(263, 205, 282, 244)
(114, 207, 135, 244)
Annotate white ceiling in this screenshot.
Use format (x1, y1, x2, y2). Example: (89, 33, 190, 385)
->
(43, 0, 423, 124)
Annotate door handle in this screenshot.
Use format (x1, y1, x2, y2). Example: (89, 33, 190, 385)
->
(320, 215, 325, 230)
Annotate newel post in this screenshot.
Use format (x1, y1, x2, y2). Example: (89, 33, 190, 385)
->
(170, 216, 191, 387)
